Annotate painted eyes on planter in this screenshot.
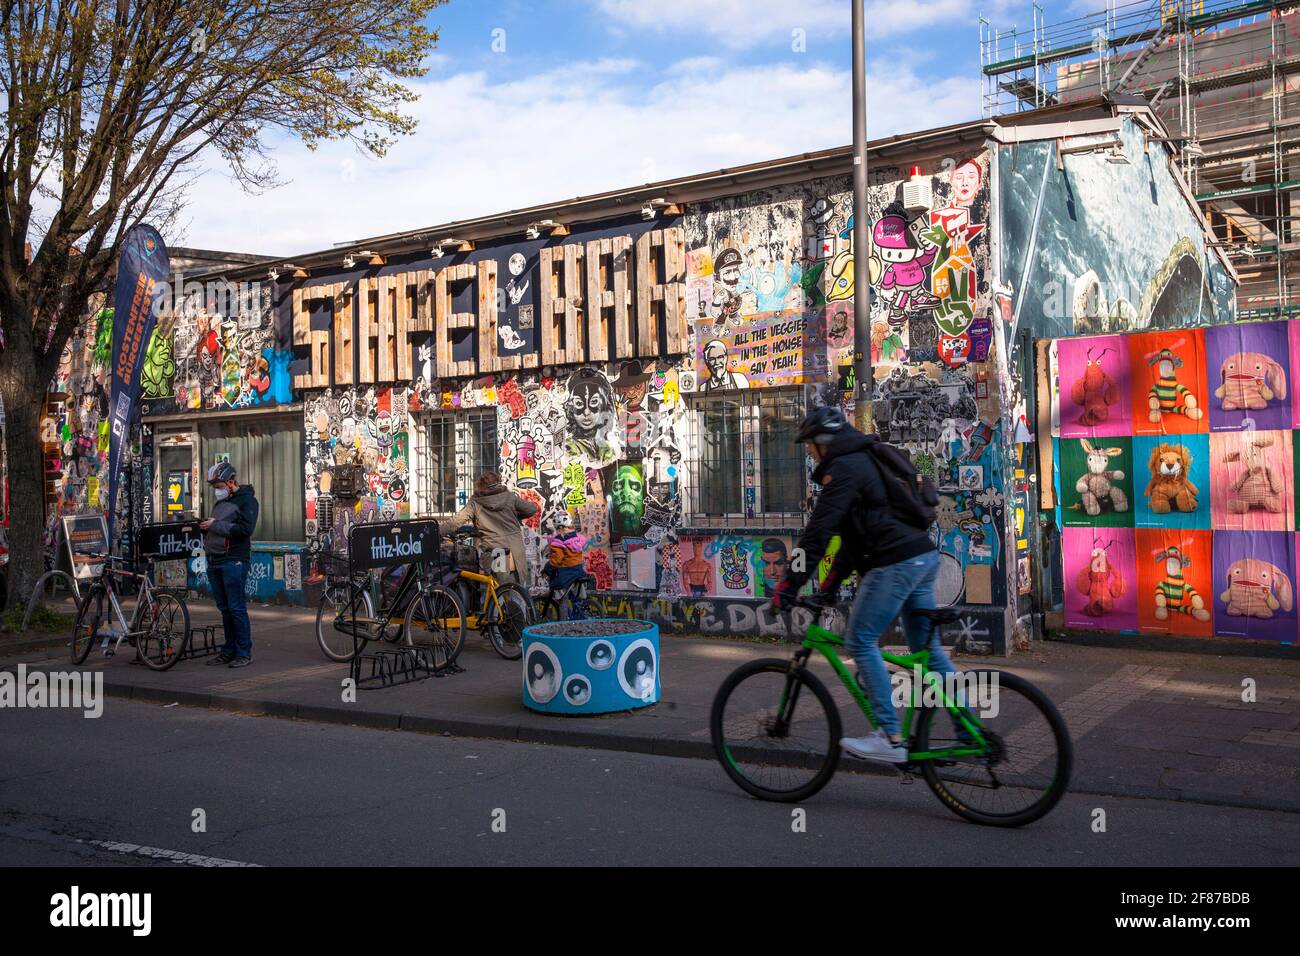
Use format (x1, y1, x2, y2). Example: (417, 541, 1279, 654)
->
(587, 640, 614, 671)
(526, 644, 561, 705)
(564, 675, 591, 706)
(618, 638, 657, 700)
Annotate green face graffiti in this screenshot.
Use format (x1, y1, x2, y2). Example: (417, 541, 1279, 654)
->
(612, 464, 644, 531)
(141, 327, 176, 399)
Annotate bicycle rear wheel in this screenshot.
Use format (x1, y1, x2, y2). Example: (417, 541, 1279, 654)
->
(137, 591, 191, 671)
(486, 583, 532, 660)
(403, 585, 466, 672)
(914, 669, 1073, 827)
(316, 582, 374, 662)
(711, 659, 842, 802)
(71, 584, 108, 664)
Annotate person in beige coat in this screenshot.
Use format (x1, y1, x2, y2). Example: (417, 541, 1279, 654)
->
(443, 472, 538, 584)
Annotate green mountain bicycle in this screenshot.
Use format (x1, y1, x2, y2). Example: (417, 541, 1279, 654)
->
(711, 596, 1072, 827)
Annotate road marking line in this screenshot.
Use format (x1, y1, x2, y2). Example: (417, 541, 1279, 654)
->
(85, 840, 260, 867)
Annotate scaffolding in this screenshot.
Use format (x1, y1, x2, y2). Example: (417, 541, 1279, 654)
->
(980, 0, 1300, 319)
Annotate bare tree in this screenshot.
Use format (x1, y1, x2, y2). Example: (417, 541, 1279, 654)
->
(0, 0, 443, 609)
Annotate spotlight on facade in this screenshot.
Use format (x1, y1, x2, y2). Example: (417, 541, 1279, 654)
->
(343, 255, 356, 269)
(267, 267, 279, 282)
(431, 245, 444, 259)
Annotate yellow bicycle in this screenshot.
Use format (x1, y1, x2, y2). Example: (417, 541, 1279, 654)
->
(413, 530, 533, 660)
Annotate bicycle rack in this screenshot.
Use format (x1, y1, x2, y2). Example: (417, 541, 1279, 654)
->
(350, 645, 457, 690)
(183, 623, 226, 660)
(21, 570, 81, 632)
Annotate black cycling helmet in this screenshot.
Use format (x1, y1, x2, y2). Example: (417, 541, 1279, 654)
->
(793, 405, 848, 443)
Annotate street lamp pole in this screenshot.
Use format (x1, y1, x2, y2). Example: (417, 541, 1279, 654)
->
(851, 0, 871, 431)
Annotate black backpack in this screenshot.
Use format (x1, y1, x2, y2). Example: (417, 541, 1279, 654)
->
(866, 441, 939, 530)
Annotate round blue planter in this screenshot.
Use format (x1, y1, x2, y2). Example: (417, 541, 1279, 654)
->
(522, 619, 660, 715)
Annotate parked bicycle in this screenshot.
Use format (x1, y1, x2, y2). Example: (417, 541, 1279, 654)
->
(314, 552, 465, 671)
(535, 572, 596, 622)
(71, 554, 191, 671)
(436, 529, 533, 660)
(711, 595, 1072, 827)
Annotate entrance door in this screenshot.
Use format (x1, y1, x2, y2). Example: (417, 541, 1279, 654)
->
(157, 441, 195, 519)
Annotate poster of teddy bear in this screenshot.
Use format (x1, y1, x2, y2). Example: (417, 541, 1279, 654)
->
(1057, 334, 1133, 440)
(1059, 436, 1134, 528)
(1212, 530, 1297, 643)
(1132, 434, 1210, 530)
(1209, 430, 1295, 532)
(1127, 329, 1209, 437)
(1205, 321, 1291, 433)
(1062, 526, 1138, 631)
(1135, 528, 1214, 637)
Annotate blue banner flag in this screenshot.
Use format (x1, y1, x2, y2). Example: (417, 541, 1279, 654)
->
(108, 224, 169, 545)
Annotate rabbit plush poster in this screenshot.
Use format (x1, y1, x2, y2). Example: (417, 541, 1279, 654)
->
(1063, 527, 1138, 631)
(1059, 436, 1135, 528)
(1058, 334, 1133, 439)
(1135, 529, 1214, 637)
(1132, 433, 1210, 530)
(1205, 321, 1291, 433)
(1211, 530, 1296, 643)
(1127, 330, 1208, 436)
(1209, 430, 1295, 532)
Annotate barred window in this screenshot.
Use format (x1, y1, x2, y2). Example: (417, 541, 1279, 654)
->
(413, 410, 499, 516)
(685, 388, 805, 527)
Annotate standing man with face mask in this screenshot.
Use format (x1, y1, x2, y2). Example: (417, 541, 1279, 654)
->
(199, 461, 260, 668)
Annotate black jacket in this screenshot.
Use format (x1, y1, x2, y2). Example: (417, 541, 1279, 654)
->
(787, 429, 933, 590)
(205, 484, 259, 566)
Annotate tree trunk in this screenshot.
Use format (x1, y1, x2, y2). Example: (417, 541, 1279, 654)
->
(0, 331, 52, 614)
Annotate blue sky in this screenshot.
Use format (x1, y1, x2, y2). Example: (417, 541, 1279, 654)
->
(178, 0, 1049, 255)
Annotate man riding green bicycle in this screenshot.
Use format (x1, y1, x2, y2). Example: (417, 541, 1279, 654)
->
(772, 405, 963, 764)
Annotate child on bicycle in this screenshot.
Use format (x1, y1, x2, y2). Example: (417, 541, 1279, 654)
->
(542, 511, 590, 597)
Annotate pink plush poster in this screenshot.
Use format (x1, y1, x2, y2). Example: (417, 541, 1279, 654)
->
(1058, 334, 1133, 439)
(1208, 430, 1295, 532)
(1213, 530, 1296, 643)
(1290, 320, 1300, 430)
(1063, 526, 1138, 631)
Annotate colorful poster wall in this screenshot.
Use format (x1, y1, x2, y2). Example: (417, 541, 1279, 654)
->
(1052, 322, 1300, 645)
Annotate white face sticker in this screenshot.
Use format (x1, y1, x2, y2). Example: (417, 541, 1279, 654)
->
(509, 252, 527, 276)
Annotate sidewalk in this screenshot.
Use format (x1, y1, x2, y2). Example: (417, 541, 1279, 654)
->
(5, 601, 1299, 813)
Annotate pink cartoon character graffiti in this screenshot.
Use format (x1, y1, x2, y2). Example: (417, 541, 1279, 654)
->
(873, 214, 939, 321)
(1215, 352, 1286, 411)
(1220, 558, 1293, 619)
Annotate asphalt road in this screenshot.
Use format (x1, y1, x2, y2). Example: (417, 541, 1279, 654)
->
(1, 700, 1296, 866)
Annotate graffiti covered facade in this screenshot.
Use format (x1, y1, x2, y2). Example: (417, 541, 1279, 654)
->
(42, 102, 1243, 650)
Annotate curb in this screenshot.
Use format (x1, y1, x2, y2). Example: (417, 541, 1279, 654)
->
(91, 680, 1300, 815)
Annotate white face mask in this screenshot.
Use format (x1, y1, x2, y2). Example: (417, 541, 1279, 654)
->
(214, 486, 231, 501)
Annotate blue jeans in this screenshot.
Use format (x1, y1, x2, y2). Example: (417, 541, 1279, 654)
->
(845, 550, 958, 739)
(209, 561, 252, 658)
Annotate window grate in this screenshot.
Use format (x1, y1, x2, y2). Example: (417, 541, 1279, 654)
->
(683, 388, 807, 528)
(414, 410, 498, 516)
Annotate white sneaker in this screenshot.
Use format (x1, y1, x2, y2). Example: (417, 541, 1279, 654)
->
(841, 731, 909, 764)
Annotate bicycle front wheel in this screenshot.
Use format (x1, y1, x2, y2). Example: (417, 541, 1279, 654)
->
(486, 583, 532, 660)
(711, 659, 842, 802)
(315, 582, 375, 663)
(137, 591, 191, 671)
(71, 584, 108, 664)
(403, 585, 466, 672)
(915, 669, 1073, 827)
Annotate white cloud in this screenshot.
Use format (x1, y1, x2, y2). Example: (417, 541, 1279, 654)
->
(169, 57, 981, 255)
